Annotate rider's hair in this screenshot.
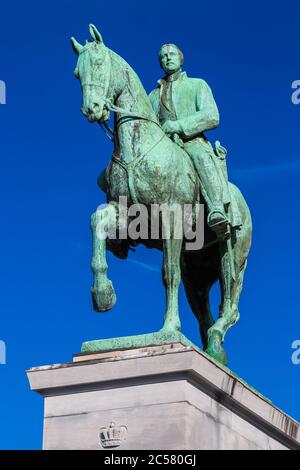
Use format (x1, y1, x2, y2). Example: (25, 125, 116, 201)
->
(158, 44, 184, 66)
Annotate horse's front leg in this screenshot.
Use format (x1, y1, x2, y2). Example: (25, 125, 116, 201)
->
(91, 204, 117, 312)
(161, 237, 183, 332)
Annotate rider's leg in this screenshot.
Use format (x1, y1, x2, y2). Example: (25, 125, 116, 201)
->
(184, 142, 229, 239)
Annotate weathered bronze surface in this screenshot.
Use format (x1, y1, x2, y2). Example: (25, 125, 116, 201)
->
(71, 25, 252, 365)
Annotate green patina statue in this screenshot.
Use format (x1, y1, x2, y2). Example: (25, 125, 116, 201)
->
(149, 44, 242, 239)
(71, 25, 252, 365)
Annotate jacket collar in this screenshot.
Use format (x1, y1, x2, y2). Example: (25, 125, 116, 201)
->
(157, 71, 187, 87)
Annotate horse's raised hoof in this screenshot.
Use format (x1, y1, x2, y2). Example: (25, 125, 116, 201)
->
(205, 330, 228, 366)
(91, 281, 116, 312)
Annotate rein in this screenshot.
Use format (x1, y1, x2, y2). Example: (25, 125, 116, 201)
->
(95, 50, 164, 139)
(91, 51, 183, 204)
(108, 102, 163, 129)
(97, 98, 167, 204)
(98, 100, 164, 142)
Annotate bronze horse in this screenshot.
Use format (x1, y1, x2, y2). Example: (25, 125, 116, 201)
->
(71, 25, 252, 365)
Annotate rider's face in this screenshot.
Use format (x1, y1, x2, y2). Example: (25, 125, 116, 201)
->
(159, 46, 182, 75)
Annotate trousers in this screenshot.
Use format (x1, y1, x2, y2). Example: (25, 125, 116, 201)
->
(183, 137, 230, 214)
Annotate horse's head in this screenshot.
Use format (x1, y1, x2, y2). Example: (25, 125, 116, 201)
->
(71, 25, 111, 123)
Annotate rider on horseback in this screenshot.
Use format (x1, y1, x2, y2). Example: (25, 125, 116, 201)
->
(71, 26, 252, 364)
(149, 44, 241, 239)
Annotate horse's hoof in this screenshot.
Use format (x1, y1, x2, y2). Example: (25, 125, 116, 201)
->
(160, 320, 181, 334)
(205, 331, 228, 366)
(92, 281, 116, 312)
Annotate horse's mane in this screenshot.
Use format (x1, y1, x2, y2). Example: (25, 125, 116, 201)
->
(107, 48, 157, 119)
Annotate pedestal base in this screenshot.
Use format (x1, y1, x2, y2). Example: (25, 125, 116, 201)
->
(27, 340, 300, 450)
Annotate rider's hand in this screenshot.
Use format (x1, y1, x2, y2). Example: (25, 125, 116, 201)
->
(162, 120, 181, 136)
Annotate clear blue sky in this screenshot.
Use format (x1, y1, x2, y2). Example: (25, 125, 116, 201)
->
(0, 0, 299, 449)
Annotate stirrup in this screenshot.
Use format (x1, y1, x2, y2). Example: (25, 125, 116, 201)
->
(207, 209, 227, 226)
(207, 210, 230, 240)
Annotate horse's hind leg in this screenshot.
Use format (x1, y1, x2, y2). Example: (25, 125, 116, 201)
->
(181, 259, 215, 349)
(91, 204, 117, 312)
(230, 260, 247, 325)
(206, 242, 246, 365)
(189, 283, 215, 350)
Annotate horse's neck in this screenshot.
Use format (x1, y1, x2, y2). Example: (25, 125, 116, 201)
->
(109, 50, 161, 162)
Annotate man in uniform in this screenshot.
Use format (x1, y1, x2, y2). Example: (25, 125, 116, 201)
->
(149, 43, 239, 239)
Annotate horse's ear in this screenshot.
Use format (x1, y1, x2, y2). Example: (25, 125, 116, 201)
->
(89, 24, 103, 44)
(71, 37, 83, 55)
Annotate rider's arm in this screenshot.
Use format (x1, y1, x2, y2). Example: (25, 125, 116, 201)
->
(177, 79, 220, 139)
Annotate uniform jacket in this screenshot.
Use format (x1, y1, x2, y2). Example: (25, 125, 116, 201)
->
(149, 71, 220, 140)
(149, 72, 242, 228)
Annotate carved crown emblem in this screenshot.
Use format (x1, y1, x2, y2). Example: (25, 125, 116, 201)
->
(99, 422, 127, 448)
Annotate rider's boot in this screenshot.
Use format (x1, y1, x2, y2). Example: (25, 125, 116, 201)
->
(207, 207, 230, 240)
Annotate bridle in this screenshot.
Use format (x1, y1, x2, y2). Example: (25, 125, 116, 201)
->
(82, 47, 191, 204)
(81, 47, 164, 141)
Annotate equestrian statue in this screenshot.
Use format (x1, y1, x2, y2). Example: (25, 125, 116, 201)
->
(71, 25, 252, 365)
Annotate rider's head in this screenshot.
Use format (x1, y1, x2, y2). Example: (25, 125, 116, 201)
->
(158, 44, 184, 76)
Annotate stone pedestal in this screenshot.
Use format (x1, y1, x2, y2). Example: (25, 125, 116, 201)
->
(26, 341, 300, 450)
